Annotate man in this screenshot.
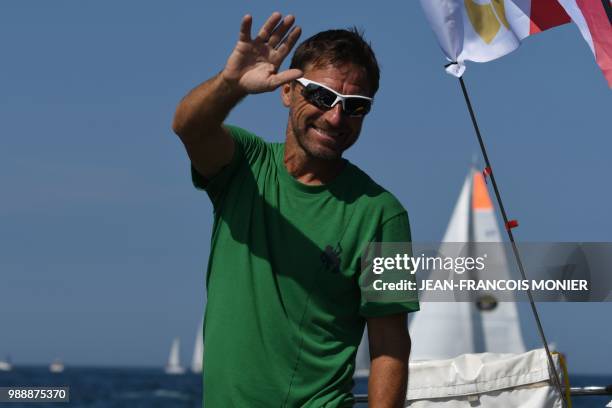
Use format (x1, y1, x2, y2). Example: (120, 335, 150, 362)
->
(172, 12, 418, 407)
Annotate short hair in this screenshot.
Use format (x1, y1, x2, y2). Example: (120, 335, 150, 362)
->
(289, 28, 380, 96)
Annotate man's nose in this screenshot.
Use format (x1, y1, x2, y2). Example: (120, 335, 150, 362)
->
(323, 103, 344, 127)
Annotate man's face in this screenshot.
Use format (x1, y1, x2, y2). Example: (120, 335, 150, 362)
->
(282, 63, 371, 160)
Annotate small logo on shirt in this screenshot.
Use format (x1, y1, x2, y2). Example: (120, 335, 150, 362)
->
(321, 243, 342, 273)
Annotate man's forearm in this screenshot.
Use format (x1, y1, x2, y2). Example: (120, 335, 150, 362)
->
(366, 313, 411, 408)
(172, 73, 246, 142)
(368, 355, 408, 408)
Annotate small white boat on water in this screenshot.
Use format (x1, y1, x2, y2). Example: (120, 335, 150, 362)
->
(0, 356, 12, 372)
(49, 359, 64, 373)
(165, 338, 185, 375)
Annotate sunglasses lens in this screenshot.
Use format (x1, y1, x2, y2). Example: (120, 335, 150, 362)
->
(344, 98, 371, 116)
(304, 85, 337, 109)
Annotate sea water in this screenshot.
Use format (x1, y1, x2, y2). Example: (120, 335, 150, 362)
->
(1, 367, 609, 407)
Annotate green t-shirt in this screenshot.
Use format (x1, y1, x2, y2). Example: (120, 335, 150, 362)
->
(193, 125, 419, 407)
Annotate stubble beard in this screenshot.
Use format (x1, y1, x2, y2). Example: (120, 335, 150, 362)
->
(290, 117, 343, 161)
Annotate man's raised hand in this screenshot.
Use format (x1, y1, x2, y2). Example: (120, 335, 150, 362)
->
(221, 12, 303, 95)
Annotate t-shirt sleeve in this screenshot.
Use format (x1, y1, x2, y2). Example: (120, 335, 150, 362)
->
(191, 125, 265, 211)
(359, 212, 420, 317)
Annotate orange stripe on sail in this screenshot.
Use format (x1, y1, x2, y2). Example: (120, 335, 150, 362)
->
(472, 172, 493, 210)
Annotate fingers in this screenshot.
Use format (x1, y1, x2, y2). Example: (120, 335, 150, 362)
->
(257, 12, 282, 42)
(239, 14, 252, 42)
(267, 15, 295, 48)
(268, 68, 304, 90)
(274, 26, 302, 60)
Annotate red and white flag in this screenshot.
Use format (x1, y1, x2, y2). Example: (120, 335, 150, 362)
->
(556, 0, 612, 87)
(419, 0, 570, 76)
(420, 0, 612, 86)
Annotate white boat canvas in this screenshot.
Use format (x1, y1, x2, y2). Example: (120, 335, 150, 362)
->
(405, 348, 566, 407)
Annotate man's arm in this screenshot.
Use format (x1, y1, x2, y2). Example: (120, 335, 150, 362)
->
(171, 12, 302, 179)
(367, 313, 411, 408)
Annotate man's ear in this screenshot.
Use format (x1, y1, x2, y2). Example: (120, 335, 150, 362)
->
(281, 82, 292, 107)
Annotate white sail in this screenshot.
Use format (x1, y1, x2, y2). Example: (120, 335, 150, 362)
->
(410, 168, 525, 360)
(165, 337, 185, 375)
(191, 320, 203, 374)
(410, 172, 476, 360)
(354, 328, 370, 377)
(441, 171, 472, 243)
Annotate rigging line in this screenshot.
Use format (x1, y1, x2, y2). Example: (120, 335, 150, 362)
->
(455, 73, 568, 408)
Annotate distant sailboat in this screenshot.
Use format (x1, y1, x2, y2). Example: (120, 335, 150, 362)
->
(49, 359, 64, 373)
(165, 338, 185, 375)
(191, 320, 203, 374)
(0, 356, 12, 372)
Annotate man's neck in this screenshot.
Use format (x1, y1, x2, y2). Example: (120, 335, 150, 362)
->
(283, 134, 346, 186)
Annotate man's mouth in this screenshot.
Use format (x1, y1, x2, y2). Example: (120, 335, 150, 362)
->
(310, 126, 343, 141)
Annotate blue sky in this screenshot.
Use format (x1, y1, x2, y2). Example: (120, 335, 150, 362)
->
(0, 1, 610, 374)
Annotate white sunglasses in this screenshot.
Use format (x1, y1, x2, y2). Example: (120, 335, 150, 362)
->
(295, 78, 373, 117)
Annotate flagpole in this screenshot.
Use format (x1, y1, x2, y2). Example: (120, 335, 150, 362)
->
(453, 68, 568, 408)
